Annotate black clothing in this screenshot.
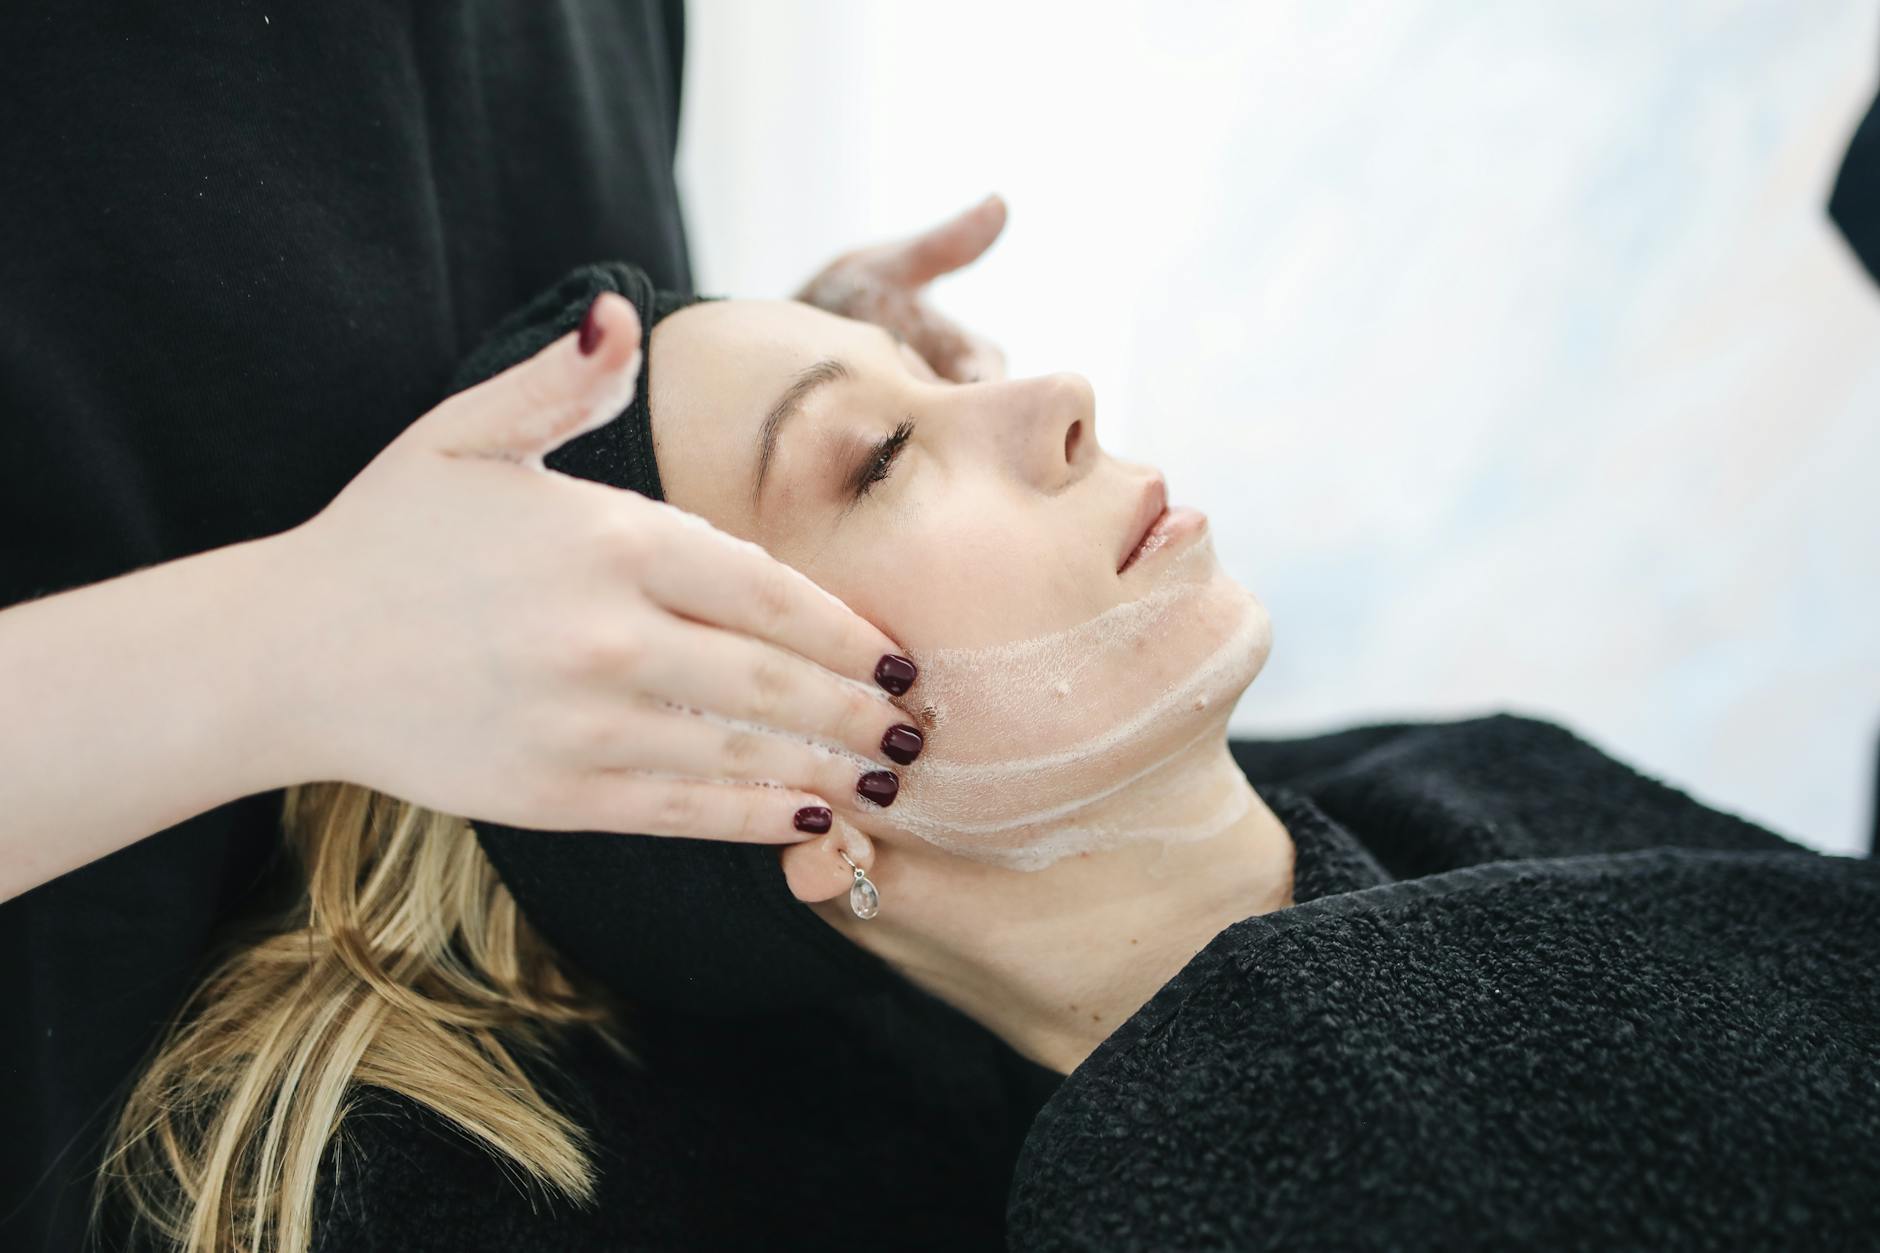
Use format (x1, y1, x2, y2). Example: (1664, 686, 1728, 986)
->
(1830, 83, 1880, 285)
(283, 711, 1870, 1252)
(0, 6, 689, 1249)
(1011, 713, 1880, 1251)
(303, 983, 1063, 1253)
(441, 260, 901, 1021)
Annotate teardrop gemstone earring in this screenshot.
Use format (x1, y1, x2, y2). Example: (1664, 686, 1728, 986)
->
(839, 849, 880, 920)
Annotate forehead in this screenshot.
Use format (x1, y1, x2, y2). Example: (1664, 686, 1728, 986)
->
(650, 298, 882, 422)
(647, 299, 880, 530)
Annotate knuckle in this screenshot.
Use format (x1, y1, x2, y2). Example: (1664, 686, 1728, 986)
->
(751, 566, 798, 630)
(604, 516, 656, 577)
(578, 712, 620, 758)
(815, 754, 856, 803)
(540, 620, 597, 680)
(839, 687, 886, 749)
(548, 707, 611, 760)
(591, 627, 644, 675)
(562, 625, 639, 678)
(650, 783, 701, 832)
(719, 727, 766, 771)
(745, 654, 795, 726)
(731, 795, 768, 843)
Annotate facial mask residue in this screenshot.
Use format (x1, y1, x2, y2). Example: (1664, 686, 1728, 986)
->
(879, 539, 1271, 870)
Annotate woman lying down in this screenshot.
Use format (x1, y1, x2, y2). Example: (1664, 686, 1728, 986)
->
(102, 264, 1880, 1252)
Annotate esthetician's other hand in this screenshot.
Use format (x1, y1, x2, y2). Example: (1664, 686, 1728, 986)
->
(271, 293, 921, 845)
(796, 193, 1009, 384)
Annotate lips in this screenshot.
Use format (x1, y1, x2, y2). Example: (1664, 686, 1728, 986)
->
(1117, 476, 1169, 573)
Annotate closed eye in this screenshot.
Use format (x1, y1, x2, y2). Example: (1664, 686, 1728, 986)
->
(850, 418, 915, 500)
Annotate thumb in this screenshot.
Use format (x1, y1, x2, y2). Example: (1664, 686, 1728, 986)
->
(420, 291, 644, 468)
(884, 193, 1008, 288)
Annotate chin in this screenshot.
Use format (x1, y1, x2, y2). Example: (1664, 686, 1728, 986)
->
(1122, 567, 1272, 769)
(1189, 577, 1272, 722)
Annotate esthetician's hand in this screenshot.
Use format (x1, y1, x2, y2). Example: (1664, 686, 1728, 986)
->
(269, 292, 921, 845)
(796, 193, 1010, 384)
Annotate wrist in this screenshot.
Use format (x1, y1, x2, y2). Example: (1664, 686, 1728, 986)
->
(198, 525, 345, 795)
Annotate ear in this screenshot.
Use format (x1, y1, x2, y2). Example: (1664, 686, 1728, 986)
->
(780, 821, 875, 904)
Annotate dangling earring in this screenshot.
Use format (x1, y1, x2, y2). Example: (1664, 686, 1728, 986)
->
(839, 849, 880, 921)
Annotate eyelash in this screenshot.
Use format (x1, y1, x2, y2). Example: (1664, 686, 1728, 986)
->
(854, 418, 916, 498)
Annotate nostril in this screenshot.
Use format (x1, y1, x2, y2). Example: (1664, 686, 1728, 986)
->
(1064, 419, 1082, 463)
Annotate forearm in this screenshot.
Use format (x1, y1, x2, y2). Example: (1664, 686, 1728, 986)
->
(0, 532, 312, 901)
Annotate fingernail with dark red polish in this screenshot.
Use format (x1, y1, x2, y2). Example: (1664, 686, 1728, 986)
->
(793, 805, 832, 834)
(578, 296, 606, 356)
(856, 770, 900, 807)
(881, 723, 924, 765)
(874, 654, 918, 695)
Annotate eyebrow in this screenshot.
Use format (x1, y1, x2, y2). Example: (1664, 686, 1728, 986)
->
(751, 357, 852, 506)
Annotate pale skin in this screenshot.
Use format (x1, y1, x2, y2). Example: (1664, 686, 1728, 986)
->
(647, 298, 1298, 1076)
(0, 198, 1010, 904)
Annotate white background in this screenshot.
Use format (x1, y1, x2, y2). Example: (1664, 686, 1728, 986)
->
(676, 1, 1880, 855)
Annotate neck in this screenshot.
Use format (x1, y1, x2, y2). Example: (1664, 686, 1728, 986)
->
(818, 734, 1296, 1075)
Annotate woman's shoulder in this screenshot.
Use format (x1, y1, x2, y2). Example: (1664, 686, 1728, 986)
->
(1012, 845, 1880, 1250)
(1235, 707, 1811, 873)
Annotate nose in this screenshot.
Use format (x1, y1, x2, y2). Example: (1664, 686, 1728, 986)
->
(1001, 371, 1098, 490)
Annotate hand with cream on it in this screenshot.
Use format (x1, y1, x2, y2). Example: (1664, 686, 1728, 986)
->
(795, 194, 1010, 385)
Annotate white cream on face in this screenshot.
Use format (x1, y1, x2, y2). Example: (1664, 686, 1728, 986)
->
(655, 532, 1270, 871)
(874, 537, 1272, 870)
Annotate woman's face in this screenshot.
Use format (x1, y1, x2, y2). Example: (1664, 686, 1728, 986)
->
(649, 299, 1271, 864)
(653, 298, 1185, 648)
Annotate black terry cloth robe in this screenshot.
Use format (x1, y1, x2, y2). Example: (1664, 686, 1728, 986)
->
(275, 711, 1871, 1251)
(0, 6, 690, 1249)
(1010, 712, 1880, 1251)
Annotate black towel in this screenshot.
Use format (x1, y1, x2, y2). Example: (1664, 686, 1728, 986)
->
(1009, 713, 1880, 1251)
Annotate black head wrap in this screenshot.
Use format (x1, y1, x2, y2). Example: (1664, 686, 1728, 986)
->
(443, 261, 896, 1016)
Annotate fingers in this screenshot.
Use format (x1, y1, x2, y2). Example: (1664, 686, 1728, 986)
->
(625, 612, 921, 773)
(905, 305, 1010, 385)
(628, 497, 917, 697)
(902, 304, 975, 381)
(544, 771, 848, 845)
(953, 334, 1009, 384)
(898, 297, 1007, 380)
(594, 700, 908, 817)
(884, 193, 1008, 287)
(780, 818, 875, 904)
(422, 292, 644, 467)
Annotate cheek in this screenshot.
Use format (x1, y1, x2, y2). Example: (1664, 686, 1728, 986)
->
(823, 497, 1091, 652)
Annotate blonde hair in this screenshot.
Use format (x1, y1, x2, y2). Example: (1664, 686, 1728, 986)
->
(95, 781, 623, 1253)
